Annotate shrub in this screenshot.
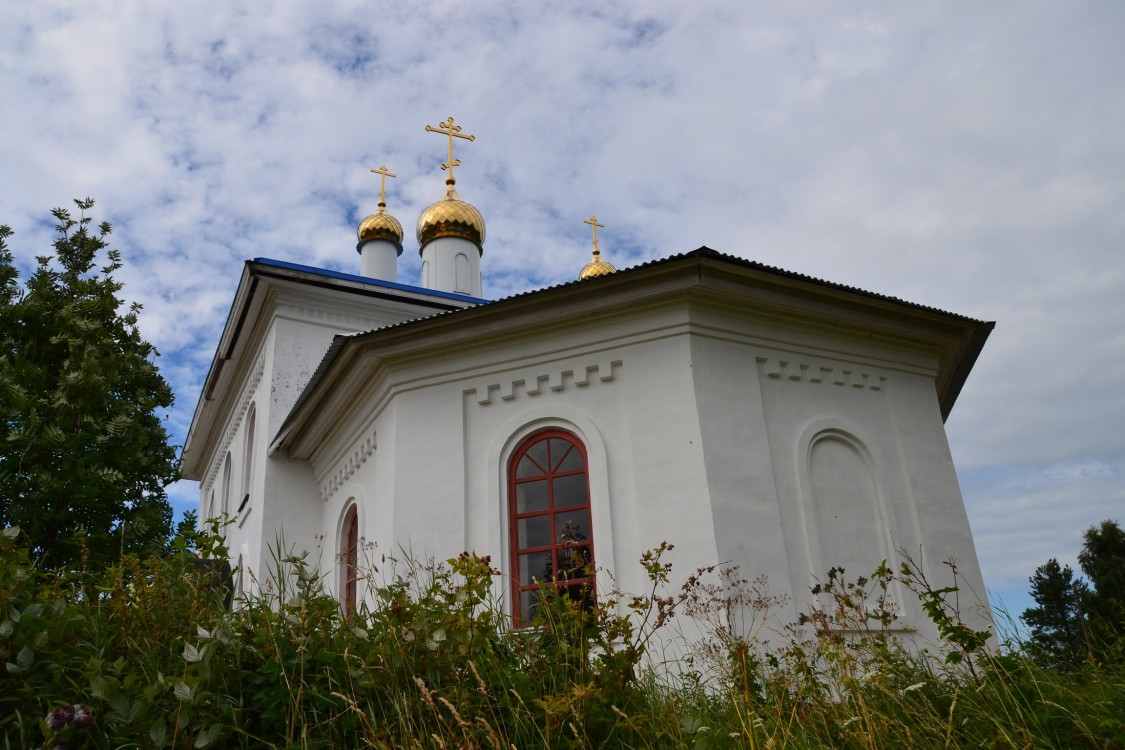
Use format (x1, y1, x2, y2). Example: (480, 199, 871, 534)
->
(2, 522, 1123, 749)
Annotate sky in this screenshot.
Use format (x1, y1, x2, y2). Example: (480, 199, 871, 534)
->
(2, 1, 1122, 627)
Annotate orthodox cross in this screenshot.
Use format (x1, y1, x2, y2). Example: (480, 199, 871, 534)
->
(369, 164, 397, 207)
(584, 216, 605, 253)
(424, 116, 475, 184)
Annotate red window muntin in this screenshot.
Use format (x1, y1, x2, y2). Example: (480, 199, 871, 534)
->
(509, 430, 595, 625)
(342, 506, 359, 616)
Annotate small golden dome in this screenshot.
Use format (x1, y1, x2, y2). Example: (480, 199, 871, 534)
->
(578, 215, 616, 280)
(416, 183, 485, 252)
(579, 250, 617, 280)
(357, 202, 404, 251)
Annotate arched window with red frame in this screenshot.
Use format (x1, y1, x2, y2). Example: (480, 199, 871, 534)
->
(341, 505, 359, 616)
(509, 430, 594, 625)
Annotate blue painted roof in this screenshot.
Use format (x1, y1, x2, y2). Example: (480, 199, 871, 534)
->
(251, 257, 491, 305)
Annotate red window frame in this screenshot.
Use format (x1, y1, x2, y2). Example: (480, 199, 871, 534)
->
(509, 430, 595, 626)
(342, 506, 359, 617)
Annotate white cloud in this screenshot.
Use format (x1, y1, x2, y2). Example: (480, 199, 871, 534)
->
(2, 1, 1122, 607)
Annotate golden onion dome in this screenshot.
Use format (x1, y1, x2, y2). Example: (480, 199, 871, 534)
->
(357, 201, 404, 253)
(578, 215, 616, 280)
(416, 183, 485, 252)
(579, 249, 617, 280)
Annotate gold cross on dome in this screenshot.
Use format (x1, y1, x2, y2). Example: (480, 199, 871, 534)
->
(584, 216, 605, 252)
(369, 164, 397, 206)
(424, 116, 475, 183)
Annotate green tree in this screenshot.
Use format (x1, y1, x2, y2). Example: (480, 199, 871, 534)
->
(1078, 519, 1125, 660)
(0, 199, 178, 570)
(1022, 558, 1089, 672)
(1022, 519, 1125, 671)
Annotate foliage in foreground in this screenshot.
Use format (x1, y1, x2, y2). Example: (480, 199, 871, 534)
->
(2, 524, 1123, 750)
(0, 201, 178, 571)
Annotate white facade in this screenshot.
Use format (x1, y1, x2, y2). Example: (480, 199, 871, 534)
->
(182, 249, 994, 647)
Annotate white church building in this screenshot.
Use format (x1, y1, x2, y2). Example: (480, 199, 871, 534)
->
(181, 120, 994, 641)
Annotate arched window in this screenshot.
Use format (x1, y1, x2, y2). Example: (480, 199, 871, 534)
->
(235, 554, 244, 599)
(340, 505, 359, 616)
(240, 405, 256, 514)
(509, 430, 594, 625)
(220, 453, 232, 517)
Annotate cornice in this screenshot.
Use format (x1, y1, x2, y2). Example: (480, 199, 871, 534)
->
(318, 428, 377, 502)
(202, 353, 265, 491)
(468, 359, 621, 405)
(756, 356, 887, 392)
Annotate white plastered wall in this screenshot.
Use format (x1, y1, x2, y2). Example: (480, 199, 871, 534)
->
(293, 295, 989, 650)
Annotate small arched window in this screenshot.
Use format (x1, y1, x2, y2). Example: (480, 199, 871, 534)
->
(340, 505, 359, 616)
(235, 554, 244, 599)
(220, 453, 232, 518)
(240, 405, 256, 514)
(509, 430, 594, 625)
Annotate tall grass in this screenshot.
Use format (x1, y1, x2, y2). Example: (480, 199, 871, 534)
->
(1, 523, 1122, 749)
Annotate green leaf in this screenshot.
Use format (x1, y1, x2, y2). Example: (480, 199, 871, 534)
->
(0, 620, 12, 637)
(1, 526, 19, 540)
(109, 692, 129, 715)
(194, 724, 221, 748)
(149, 717, 168, 748)
(183, 641, 201, 662)
(15, 645, 34, 669)
(174, 679, 194, 702)
(90, 674, 109, 700)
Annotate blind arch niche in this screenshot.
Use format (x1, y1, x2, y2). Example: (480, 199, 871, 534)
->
(797, 423, 901, 598)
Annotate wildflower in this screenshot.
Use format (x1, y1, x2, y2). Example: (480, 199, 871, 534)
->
(71, 704, 94, 729)
(46, 707, 71, 731)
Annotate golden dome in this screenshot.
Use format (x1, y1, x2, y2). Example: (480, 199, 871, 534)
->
(578, 215, 616, 280)
(579, 249, 617, 280)
(357, 202, 404, 252)
(416, 183, 485, 252)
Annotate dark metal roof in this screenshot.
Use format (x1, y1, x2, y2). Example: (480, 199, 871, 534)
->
(348, 246, 984, 341)
(271, 247, 993, 448)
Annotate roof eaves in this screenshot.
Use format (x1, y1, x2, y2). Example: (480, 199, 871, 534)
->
(271, 247, 995, 448)
(251, 257, 489, 305)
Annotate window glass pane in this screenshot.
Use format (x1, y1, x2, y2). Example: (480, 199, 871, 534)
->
(549, 438, 572, 471)
(517, 440, 548, 478)
(515, 479, 548, 513)
(520, 589, 540, 624)
(557, 543, 592, 581)
(519, 551, 553, 586)
(560, 578, 595, 611)
(518, 515, 551, 549)
(555, 510, 591, 545)
(552, 474, 588, 508)
(555, 445, 585, 473)
(516, 454, 544, 479)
